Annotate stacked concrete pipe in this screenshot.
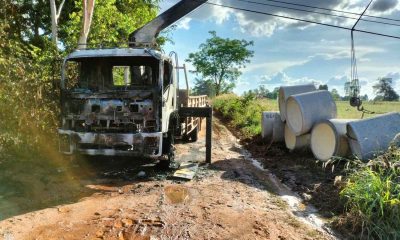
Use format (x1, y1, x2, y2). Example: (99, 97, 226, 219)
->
(284, 124, 310, 150)
(261, 112, 285, 144)
(278, 84, 316, 122)
(311, 119, 356, 161)
(346, 112, 400, 161)
(286, 90, 337, 136)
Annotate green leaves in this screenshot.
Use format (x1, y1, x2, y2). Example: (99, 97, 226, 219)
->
(340, 148, 400, 239)
(187, 31, 254, 96)
(61, 0, 160, 50)
(213, 94, 276, 137)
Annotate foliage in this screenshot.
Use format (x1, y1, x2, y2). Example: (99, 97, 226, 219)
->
(0, 13, 61, 154)
(373, 78, 399, 101)
(330, 88, 341, 100)
(192, 78, 216, 97)
(340, 148, 400, 239)
(213, 94, 277, 137)
(61, 0, 160, 50)
(243, 85, 279, 100)
(318, 84, 328, 90)
(186, 31, 254, 96)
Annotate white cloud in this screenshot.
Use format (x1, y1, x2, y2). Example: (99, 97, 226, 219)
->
(176, 17, 192, 30)
(242, 59, 308, 74)
(259, 71, 321, 86)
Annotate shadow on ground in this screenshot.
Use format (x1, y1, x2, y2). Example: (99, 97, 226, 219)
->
(0, 152, 171, 220)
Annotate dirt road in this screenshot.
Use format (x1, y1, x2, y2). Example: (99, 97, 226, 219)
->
(0, 117, 333, 240)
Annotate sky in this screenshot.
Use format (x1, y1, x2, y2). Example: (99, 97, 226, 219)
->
(160, 0, 400, 98)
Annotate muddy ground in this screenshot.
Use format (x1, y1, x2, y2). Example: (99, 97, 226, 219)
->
(0, 117, 337, 240)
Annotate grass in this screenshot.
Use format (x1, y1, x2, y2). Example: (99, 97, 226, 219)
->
(336, 101, 400, 119)
(213, 94, 400, 239)
(340, 147, 400, 239)
(213, 94, 277, 137)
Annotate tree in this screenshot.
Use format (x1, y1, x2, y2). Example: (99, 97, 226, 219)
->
(186, 31, 254, 96)
(62, 0, 160, 51)
(330, 88, 341, 100)
(50, 0, 66, 45)
(192, 79, 216, 97)
(76, 0, 94, 49)
(77, 0, 95, 49)
(361, 94, 369, 101)
(373, 77, 399, 101)
(267, 87, 279, 99)
(319, 84, 328, 90)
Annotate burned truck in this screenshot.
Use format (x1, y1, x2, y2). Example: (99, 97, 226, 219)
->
(58, 48, 207, 164)
(58, 0, 210, 165)
(59, 49, 165, 157)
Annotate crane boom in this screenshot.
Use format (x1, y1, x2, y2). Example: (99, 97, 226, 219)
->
(129, 0, 207, 47)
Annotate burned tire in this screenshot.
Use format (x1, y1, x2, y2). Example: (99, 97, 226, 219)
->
(160, 115, 177, 169)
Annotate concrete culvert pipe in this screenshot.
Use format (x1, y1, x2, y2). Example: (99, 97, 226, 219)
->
(286, 90, 337, 136)
(261, 112, 284, 144)
(311, 119, 356, 161)
(284, 124, 310, 150)
(278, 84, 316, 122)
(346, 112, 400, 161)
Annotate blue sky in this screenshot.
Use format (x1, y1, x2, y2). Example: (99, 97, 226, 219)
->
(160, 0, 400, 98)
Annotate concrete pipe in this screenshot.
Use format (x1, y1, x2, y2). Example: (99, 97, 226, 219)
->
(286, 90, 337, 136)
(284, 124, 310, 151)
(311, 119, 356, 161)
(261, 112, 284, 144)
(278, 84, 316, 122)
(347, 112, 400, 161)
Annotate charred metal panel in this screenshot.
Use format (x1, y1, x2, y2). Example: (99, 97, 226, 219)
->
(58, 130, 162, 157)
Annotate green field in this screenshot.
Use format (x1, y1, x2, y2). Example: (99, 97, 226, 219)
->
(336, 101, 400, 119)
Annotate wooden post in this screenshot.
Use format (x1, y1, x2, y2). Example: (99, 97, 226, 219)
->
(206, 112, 212, 164)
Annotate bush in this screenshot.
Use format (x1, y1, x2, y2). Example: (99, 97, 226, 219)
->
(340, 147, 400, 239)
(213, 94, 277, 137)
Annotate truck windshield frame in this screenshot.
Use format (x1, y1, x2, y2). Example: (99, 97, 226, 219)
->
(62, 56, 160, 92)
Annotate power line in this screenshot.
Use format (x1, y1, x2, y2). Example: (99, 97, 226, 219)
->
(205, 2, 400, 40)
(256, 0, 400, 23)
(233, 0, 400, 27)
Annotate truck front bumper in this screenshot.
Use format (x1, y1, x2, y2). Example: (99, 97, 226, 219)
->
(58, 130, 163, 158)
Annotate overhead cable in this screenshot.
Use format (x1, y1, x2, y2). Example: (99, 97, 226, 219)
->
(255, 0, 400, 22)
(233, 0, 400, 27)
(205, 2, 400, 40)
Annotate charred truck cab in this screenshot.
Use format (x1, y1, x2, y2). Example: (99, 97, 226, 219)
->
(58, 48, 178, 160)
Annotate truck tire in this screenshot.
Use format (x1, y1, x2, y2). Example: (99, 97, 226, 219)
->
(159, 114, 178, 169)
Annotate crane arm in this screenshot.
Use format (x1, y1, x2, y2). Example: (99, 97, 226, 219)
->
(129, 0, 207, 47)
